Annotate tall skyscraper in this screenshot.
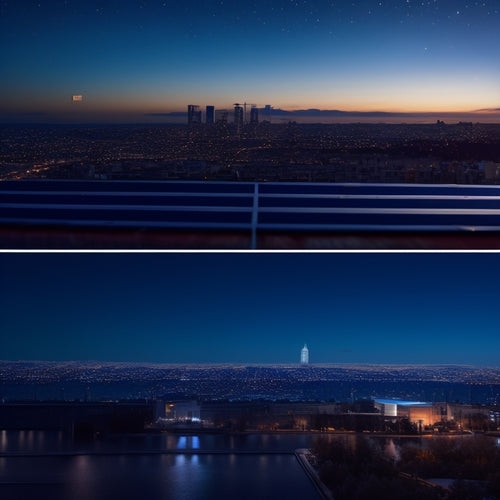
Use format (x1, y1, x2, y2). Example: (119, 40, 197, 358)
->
(187, 104, 201, 125)
(300, 344, 309, 364)
(206, 105, 215, 124)
(264, 104, 272, 122)
(234, 104, 243, 133)
(250, 106, 259, 124)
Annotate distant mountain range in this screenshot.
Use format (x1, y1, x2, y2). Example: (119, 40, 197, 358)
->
(2, 107, 498, 124)
(475, 108, 500, 112)
(262, 108, 401, 117)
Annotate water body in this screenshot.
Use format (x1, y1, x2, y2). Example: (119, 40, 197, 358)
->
(0, 430, 321, 454)
(2, 431, 495, 499)
(0, 431, 322, 500)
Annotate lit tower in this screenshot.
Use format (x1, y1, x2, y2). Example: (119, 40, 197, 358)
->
(300, 344, 309, 364)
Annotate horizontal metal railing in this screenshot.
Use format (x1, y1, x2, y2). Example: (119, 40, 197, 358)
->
(2, 180, 500, 248)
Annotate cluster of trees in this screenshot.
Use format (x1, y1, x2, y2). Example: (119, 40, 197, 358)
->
(313, 435, 500, 500)
(400, 436, 500, 499)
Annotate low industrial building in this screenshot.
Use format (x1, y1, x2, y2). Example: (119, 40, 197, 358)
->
(374, 399, 438, 427)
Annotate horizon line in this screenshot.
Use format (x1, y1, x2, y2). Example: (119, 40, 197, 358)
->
(2, 107, 499, 126)
(146, 106, 500, 115)
(2, 120, 500, 127)
(1, 359, 497, 369)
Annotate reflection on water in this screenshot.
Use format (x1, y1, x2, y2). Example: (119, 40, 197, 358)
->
(69, 456, 92, 500)
(0, 429, 489, 455)
(175, 435, 201, 450)
(192, 436, 200, 449)
(0, 431, 323, 500)
(384, 439, 400, 461)
(0, 454, 314, 500)
(18, 430, 24, 447)
(0, 430, 72, 453)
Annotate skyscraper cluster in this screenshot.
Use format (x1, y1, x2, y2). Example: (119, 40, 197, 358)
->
(187, 103, 259, 127)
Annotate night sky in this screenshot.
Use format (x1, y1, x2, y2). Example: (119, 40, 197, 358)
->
(1, 252, 499, 366)
(1, 0, 499, 123)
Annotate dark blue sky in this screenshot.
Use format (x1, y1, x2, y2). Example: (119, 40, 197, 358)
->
(1, 0, 499, 123)
(1, 252, 499, 366)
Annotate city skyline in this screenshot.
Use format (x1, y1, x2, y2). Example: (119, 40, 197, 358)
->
(1, 1, 498, 124)
(1, 252, 500, 366)
(160, 103, 500, 125)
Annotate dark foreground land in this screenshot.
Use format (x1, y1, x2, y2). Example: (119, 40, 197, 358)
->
(313, 434, 500, 500)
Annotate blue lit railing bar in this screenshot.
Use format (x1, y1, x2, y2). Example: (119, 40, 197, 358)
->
(2, 180, 500, 235)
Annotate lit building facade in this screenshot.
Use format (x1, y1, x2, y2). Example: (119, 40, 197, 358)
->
(374, 399, 435, 426)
